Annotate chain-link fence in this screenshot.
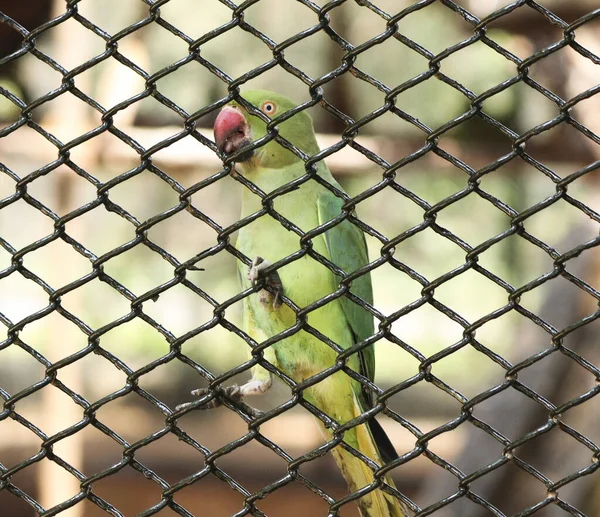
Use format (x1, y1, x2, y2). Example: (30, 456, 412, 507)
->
(1, 1, 600, 516)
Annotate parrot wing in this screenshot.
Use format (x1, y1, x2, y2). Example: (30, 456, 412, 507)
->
(316, 192, 375, 382)
(317, 190, 400, 466)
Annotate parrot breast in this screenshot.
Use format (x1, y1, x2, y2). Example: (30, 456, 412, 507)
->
(237, 180, 357, 383)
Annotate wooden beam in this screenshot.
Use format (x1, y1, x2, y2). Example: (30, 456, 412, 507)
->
(1, 124, 595, 179)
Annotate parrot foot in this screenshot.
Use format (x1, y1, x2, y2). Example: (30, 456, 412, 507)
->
(176, 384, 265, 418)
(193, 384, 242, 407)
(248, 256, 283, 309)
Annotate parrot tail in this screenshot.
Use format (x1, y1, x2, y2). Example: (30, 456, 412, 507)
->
(328, 393, 409, 517)
(330, 446, 407, 517)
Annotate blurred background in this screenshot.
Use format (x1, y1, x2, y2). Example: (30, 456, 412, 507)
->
(1, 0, 599, 516)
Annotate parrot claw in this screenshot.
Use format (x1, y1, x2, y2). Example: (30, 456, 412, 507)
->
(248, 256, 283, 310)
(175, 387, 231, 412)
(247, 256, 267, 286)
(176, 384, 265, 418)
(198, 385, 242, 407)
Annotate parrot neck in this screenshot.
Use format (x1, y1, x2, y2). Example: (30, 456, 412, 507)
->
(239, 160, 311, 215)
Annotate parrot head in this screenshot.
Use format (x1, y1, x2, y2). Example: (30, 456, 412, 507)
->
(213, 90, 320, 171)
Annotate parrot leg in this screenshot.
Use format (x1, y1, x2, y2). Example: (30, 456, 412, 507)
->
(248, 256, 283, 309)
(176, 318, 280, 415)
(193, 377, 272, 402)
(176, 376, 272, 417)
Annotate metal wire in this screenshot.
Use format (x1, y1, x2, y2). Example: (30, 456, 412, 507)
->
(1, 0, 600, 516)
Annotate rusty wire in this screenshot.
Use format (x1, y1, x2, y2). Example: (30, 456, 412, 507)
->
(1, 0, 600, 516)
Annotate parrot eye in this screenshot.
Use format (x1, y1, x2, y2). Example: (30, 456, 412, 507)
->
(261, 101, 277, 115)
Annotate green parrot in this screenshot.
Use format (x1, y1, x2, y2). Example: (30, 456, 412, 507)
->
(199, 90, 408, 517)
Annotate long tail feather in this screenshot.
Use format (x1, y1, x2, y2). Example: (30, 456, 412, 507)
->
(326, 392, 409, 517)
(367, 417, 399, 465)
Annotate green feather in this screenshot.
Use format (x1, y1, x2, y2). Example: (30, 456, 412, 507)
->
(316, 192, 376, 391)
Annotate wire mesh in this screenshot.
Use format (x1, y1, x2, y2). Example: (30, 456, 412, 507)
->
(1, 0, 600, 516)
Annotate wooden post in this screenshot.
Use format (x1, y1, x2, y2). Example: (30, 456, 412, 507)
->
(36, 1, 98, 515)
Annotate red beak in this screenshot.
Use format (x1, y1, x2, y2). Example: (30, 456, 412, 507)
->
(214, 106, 252, 160)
